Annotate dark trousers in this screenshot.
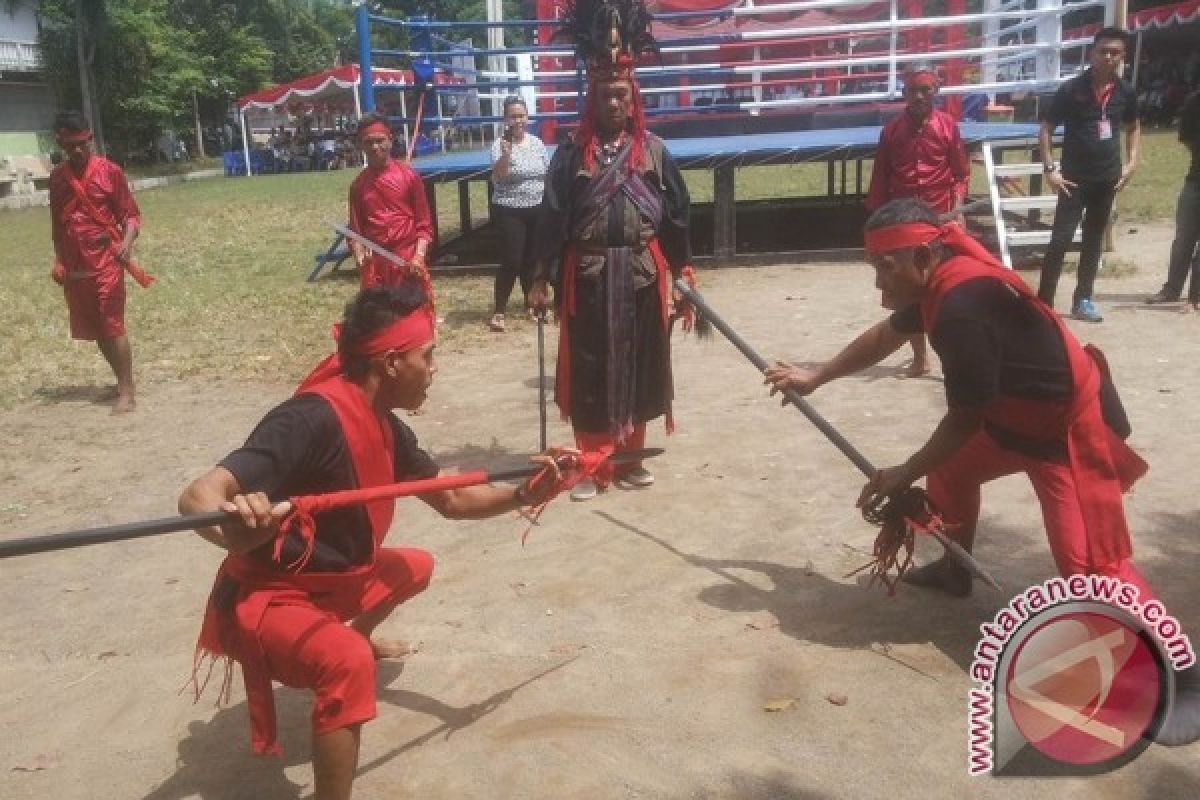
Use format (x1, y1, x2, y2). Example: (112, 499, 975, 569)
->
(492, 203, 541, 313)
(1038, 179, 1118, 307)
(1159, 180, 1200, 302)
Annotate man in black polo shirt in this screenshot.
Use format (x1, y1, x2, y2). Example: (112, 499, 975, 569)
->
(1037, 26, 1141, 323)
(1146, 90, 1200, 310)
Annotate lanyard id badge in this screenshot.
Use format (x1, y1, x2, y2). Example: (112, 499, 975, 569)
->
(1093, 81, 1115, 141)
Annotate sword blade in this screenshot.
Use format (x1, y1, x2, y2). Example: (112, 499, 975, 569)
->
(332, 222, 410, 272)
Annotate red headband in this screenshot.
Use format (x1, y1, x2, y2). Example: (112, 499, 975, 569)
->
(905, 71, 939, 89)
(56, 129, 93, 144)
(358, 121, 392, 140)
(341, 311, 435, 356)
(864, 222, 943, 255)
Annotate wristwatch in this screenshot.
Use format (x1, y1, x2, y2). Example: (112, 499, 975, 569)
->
(1043, 162, 1058, 174)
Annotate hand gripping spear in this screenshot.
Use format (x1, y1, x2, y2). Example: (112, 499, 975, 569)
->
(674, 279, 1000, 594)
(0, 450, 663, 560)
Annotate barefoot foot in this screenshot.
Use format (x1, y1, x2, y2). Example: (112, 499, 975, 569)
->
(112, 392, 136, 414)
(370, 638, 417, 660)
(902, 556, 973, 597)
(900, 361, 932, 379)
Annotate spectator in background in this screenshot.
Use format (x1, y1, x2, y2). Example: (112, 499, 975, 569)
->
(48, 111, 147, 413)
(1037, 27, 1140, 323)
(347, 112, 435, 294)
(488, 96, 549, 332)
(865, 66, 970, 378)
(1146, 90, 1200, 312)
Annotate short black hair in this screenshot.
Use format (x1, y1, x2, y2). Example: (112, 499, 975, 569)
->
(502, 95, 527, 112)
(1093, 26, 1130, 49)
(355, 111, 392, 136)
(53, 111, 90, 133)
(864, 197, 941, 232)
(339, 282, 429, 379)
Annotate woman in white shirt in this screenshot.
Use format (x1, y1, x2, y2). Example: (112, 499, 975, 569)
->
(488, 96, 549, 331)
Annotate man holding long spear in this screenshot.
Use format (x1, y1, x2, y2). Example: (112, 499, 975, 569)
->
(178, 283, 569, 800)
(762, 198, 1198, 747)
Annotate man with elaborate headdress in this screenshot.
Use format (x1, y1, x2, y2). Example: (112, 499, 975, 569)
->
(529, 0, 695, 501)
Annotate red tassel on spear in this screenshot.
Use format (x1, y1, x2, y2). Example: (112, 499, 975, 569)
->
(674, 279, 1000, 595)
(0, 449, 662, 561)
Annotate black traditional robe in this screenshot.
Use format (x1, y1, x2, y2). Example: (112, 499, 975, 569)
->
(535, 133, 691, 437)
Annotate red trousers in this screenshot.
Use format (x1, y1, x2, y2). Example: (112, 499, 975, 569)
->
(575, 423, 647, 487)
(256, 547, 433, 737)
(927, 431, 1153, 599)
(63, 264, 125, 340)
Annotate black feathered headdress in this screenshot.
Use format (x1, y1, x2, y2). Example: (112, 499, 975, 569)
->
(555, 0, 658, 81)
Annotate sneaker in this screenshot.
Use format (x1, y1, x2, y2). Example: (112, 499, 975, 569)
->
(488, 313, 506, 332)
(614, 467, 655, 489)
(1145, 290, 1181, 305)
(569, 479, 599, 502)
(1070, 298, 1103, 323)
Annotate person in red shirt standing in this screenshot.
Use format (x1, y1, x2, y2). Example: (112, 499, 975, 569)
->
(866, 68, 970, 378)
(347, 113, 435, 294)
(49, 111, 148, 414)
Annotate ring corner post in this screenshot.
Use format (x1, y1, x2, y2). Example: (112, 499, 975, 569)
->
(356, 4, 376, 114)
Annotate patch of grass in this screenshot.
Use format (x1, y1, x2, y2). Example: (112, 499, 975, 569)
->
(1119, 129, 1191, 222)
(124, 157, 225, 180)
(0, 170, 495, 406)
(3, 131, 1183, 406)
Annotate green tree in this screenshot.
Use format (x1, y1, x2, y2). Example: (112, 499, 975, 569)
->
(35, 0, 354, 160)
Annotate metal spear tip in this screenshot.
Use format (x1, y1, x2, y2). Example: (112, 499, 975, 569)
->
(606, 447, 665, 464)
(930, 530, 1003, 592)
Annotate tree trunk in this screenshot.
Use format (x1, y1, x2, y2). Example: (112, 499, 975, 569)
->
(193, 90, 206, 158)
(74, 0, 106, 155)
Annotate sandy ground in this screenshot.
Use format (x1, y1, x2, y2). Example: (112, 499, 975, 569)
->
(2, 223, 1198, 799)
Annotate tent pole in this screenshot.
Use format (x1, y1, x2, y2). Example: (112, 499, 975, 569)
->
(437, 93, 447, 152)
(1131, 29, 1143, 87)
(400, 91, 411, 153)
(353, 77, 366, 166)
(240, 108, 252, 177)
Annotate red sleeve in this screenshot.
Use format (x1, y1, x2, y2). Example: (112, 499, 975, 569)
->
(948, 121, 971, 203)
(107, 162, 141, 231)
(347, 174, 364, 232)
(865, 128, 891, 212)
(48, 169, 67, 258)
(406, 167, 434, 245)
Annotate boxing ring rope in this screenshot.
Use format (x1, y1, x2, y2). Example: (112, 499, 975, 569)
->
(353, 0, 1110, 140)
(340, 0, 1111, 264)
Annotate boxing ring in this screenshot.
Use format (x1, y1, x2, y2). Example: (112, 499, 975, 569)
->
(341, 0, 1118, 265)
